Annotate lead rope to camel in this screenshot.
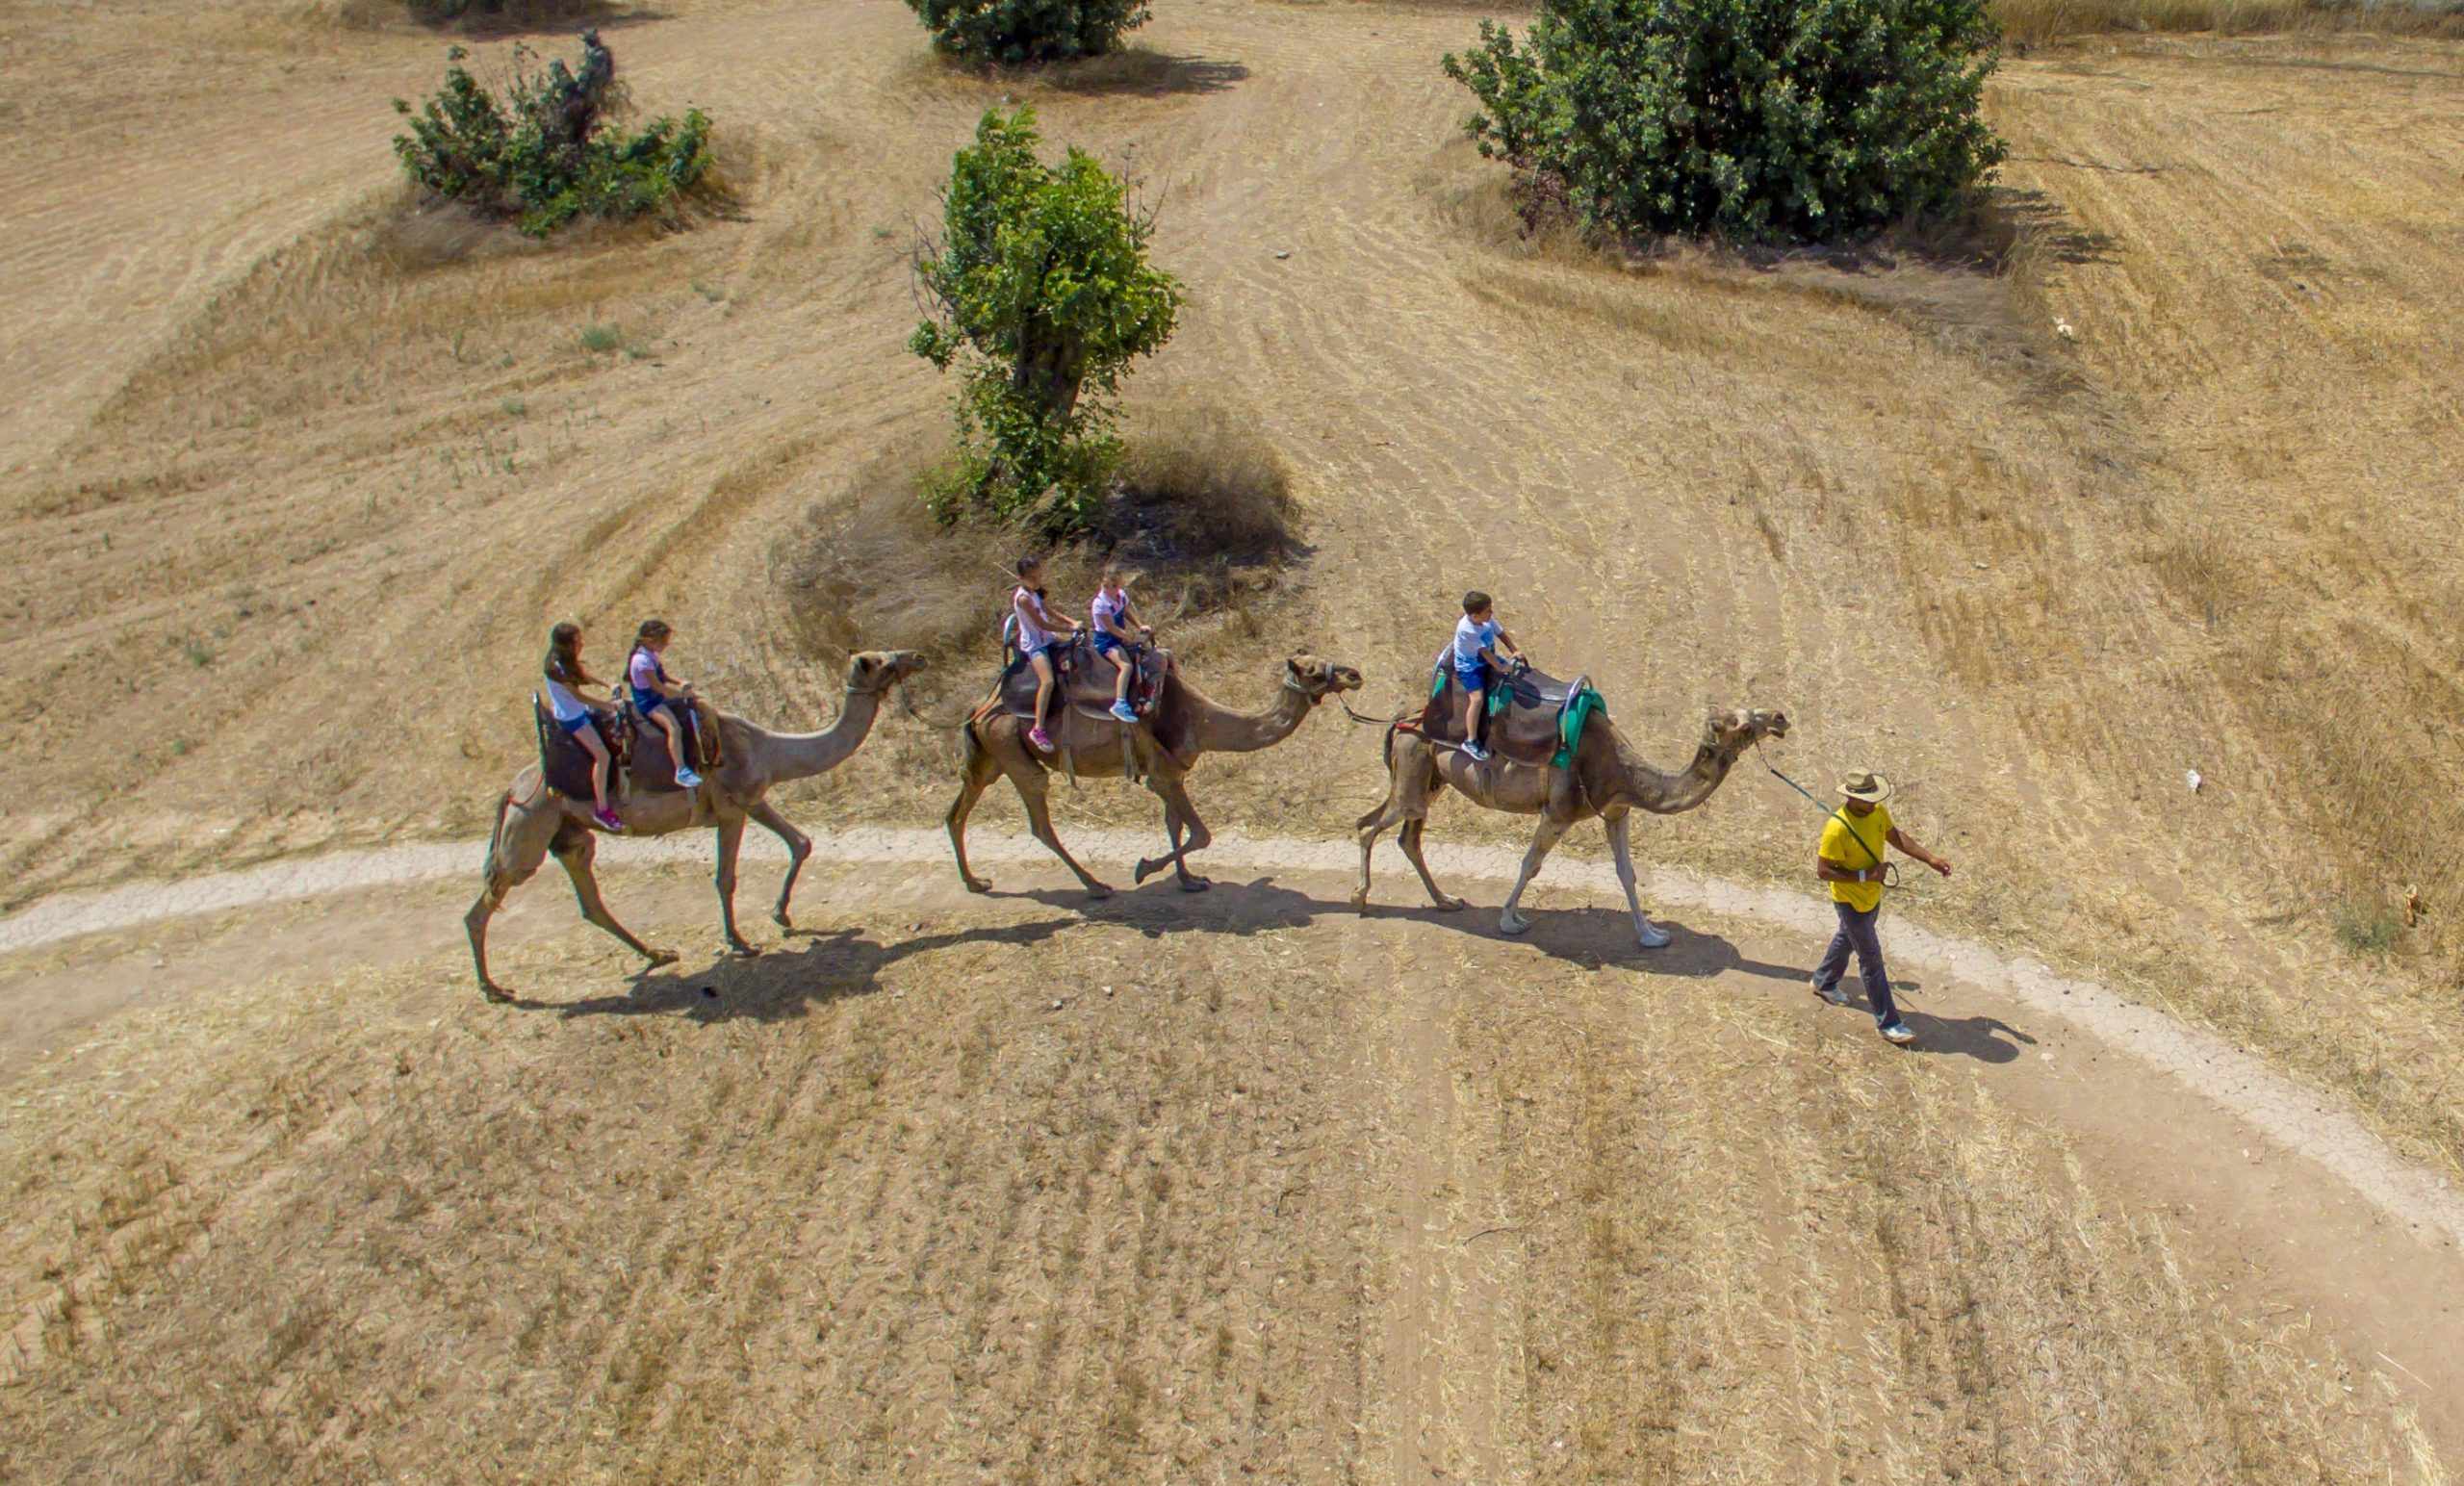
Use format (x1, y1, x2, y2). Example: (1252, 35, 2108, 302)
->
(1754, 736, 1904, 891)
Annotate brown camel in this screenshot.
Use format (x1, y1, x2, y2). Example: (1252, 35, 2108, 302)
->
(1352, 704, 1788, 947)
(465, 650, 927, 1000)
(946, 653, 1365, 895)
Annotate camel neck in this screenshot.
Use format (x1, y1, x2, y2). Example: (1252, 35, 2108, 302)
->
(760, 686, 886, 783)
(1608, 733, 1741, 814)
(1188, 676, 1317, 754)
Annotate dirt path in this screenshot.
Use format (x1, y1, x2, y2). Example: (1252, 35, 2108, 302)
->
(6, 827, 2463, 1466)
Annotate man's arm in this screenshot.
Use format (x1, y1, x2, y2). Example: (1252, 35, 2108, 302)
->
(1814, 852, 1876, 884)
(1886, 827, 1953, 878)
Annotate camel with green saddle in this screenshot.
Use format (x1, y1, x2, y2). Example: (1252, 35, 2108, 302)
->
(946, 653, 1365, 896)
(465, 650, 927, 1000)
(1353, 659, 1788, 946)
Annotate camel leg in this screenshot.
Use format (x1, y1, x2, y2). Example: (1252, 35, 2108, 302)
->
(714, 812, 757, 957)
(466, 787, 560, 1002)
(945, 724, 1003, 894)
(747, 799, 812, 930)
(1135, 773, 1214, 891)
(1007, 757, 1115, 898)
(1397, 817, 1467, 913)
(1604, 808, 1672, 949)
(553, 829, 679, 972)
(1498, 816, 1571, 936)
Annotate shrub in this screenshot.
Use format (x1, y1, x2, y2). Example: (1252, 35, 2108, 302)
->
(905, 0, 1150, 64)
(1442, 0, 2007, 245)
(391, 34, 712, 239)
(910, 107, 1182, 535)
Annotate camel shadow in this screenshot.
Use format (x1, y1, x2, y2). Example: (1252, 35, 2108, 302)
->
(520, 915, 1082, 1023)
(991, 874, 1807, 985)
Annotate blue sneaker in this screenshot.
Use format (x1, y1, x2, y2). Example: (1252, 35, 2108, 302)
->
(676, 767, 705, 788)
(1110, 700, 1139, 724)
(1460, 741, 1491, 762)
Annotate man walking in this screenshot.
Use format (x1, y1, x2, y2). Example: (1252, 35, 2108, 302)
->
(1811, 770, 1952, 1046)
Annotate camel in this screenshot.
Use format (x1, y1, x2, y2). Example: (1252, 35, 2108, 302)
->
(1352, 702, 1789, 947)
(946, 653, 1365, 896)
(465, 650, 927, 1000)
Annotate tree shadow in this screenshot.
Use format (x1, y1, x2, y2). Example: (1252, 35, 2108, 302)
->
(412, 0, 670, 38)
(1040, 50, 1251, 97)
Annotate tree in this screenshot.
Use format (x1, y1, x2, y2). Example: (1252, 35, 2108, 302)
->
(905, 0, 1150, 64)
(1441, 0, 2006, 244)
(392, 34, 713, 239)
(911, 108, 1183, 532)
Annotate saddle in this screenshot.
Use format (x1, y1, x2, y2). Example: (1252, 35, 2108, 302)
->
(1411, 658, 1604, 770)
(982, 632, 1171, 730)
(534, 694, 724, 801)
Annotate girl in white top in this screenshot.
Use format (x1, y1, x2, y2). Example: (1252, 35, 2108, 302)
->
(1012, 555, 1080, 754)
(544, 622, 625, 831)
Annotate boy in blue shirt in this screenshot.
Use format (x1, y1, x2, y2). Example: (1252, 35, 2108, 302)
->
(1451, 590, 1523, 762)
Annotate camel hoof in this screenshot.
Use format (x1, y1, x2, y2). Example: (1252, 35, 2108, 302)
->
(729, 941, 761, 959)
(647, 948, 681, 969)
(1133, 858, 1162, 884)
(1436, 896, 1468, 913)
(1086, 882, 1116, 900)
(772, 911, 793, 931)
(479, 982, 514, 1005)
(1179, 875, 1212, 893)
(962, 875, 992, 895)
(1349, 890, 1371, 913)
(1635, 924, 1672, 950)
(1498, 913, 1530, 936)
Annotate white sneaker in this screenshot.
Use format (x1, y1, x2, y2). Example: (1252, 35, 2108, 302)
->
(1813, 977, 1849, 1006)
(676, 768, 705, 788)
(1880, 1021, 1917, 1046)
(1460, 741, 1491, 762)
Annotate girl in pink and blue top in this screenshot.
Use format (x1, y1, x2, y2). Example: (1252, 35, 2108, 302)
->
(1012, 555, 1080, 754)
(1089, 565, 1148, 724)
(627, 619, 705, 788)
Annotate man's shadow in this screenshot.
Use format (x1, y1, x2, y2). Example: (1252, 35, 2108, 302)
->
(1829, 982, 2036, 1063)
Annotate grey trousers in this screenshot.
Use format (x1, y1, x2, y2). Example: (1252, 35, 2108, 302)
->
(1814, 901, 1901, 1030)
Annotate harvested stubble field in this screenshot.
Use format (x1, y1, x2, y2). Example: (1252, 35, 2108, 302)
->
(3, 0, 2464, 1475)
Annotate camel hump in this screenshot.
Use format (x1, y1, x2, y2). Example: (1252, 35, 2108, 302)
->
(1419, 661, 1600, 768)
(991, 633, 1169, 729)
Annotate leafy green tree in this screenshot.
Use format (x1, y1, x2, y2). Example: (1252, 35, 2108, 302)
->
(905, 0, 1149, 64)
(911, 108, 1183, 532)
(1442, 0, 2006, 244)
(392, 34, 712, 239)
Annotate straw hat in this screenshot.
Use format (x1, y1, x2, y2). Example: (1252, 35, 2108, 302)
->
(1837, 769, 1893, 804)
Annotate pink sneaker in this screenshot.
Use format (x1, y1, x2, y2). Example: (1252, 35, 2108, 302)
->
(1028, 726, 1055, 753)
(593, 807, 625, 832)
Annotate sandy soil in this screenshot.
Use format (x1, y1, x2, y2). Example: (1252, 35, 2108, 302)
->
(6, 0, 2464, 1473)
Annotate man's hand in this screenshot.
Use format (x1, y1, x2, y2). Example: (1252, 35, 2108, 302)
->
(1928, 856, 1953, 879)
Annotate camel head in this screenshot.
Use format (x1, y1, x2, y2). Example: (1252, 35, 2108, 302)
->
(1705, 705, 1789, 756)
(1285, 653, 1365, 700)
(847, 650, 928, 695)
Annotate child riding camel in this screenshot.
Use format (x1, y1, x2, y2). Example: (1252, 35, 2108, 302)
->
(1012, 556, 1082, 754)
(627, 619, 705, 789)
(1090, 565, 1150, 725)
(1452, 589, 1524, 763)
(544, 621, 626, 832)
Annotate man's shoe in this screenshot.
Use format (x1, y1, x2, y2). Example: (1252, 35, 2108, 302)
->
(1812, 977, 1849, 1006)
(1110, 701, 1139, 724)
(1880, 1021, 1918, 1046)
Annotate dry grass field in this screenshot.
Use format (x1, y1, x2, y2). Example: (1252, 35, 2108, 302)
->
(5, 0, 2464, 1474)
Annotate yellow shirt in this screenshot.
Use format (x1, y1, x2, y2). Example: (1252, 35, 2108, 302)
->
(1820, 804, 1893, 912)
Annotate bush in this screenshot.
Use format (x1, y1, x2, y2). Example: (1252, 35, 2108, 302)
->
(391, 33, 712, 239)
(1442, 0, 2007, 245)
(905, 0, 1150, 64)
(911, 107, 1182, 535)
